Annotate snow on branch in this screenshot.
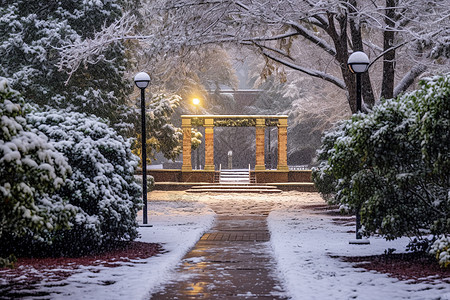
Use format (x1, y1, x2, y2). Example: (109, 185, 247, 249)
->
(286, 21, 337, 57)
(56, 13, 139, 83)
(249, 31, 301, 42)
(262, 50, 346, 90)
(250, 42, 293, 60)
(165, 0, 225, 9)
(393, 64, 427, 97)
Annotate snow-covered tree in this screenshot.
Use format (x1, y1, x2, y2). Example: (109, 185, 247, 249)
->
(131, 92, 183, 165)
(57, 0, 449, 113)
(0, 79, 75, 251)
(139, 46, 239, 110)
(0, 0, 133, 131)
(0, 0, 186, 166)
(27, 110, 142, 255)
(312, 73, 450, 262)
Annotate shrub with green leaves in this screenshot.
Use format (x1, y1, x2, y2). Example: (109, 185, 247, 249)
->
(0, 79, 75, 251)
(313, 74, 449, 262)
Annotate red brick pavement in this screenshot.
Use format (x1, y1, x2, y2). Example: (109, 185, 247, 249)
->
(150, 216, 288, 299)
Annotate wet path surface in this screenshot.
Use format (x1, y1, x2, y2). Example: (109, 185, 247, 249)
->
(150, 215, 289, 299)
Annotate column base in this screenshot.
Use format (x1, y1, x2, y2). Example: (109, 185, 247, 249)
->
(277, 165, 289, 171)
(182, 165, 192, 171)
(255, 165, 266, 171)
(204, 165, 215, 171)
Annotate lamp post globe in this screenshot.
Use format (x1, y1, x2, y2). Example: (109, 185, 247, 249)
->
(347, 51, 370, 74)
(134, 72, 150, 89)
(134, 72, 151, 225)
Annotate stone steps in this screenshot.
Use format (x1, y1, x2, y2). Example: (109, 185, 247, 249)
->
(220, 169, 251, 184)
(186, 183, 282, 193)
(185, 168, 279, 192)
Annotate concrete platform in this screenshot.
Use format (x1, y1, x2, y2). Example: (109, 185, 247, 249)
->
(153, 182, 316, 192)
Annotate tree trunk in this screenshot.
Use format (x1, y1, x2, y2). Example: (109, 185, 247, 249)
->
(327, 12, 358, 113)
(381, 0, 397, 100)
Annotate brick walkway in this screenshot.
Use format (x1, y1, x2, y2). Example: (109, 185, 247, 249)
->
(150, 215, 288, 299)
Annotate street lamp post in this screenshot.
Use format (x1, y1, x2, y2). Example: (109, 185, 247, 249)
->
(134, 72, 151, 225)
(192, 98, 200, 170)
(347, 51, 370, 243)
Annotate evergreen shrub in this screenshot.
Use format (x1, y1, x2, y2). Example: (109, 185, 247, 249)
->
(313, 74, 449, 266)
(27, 110, 142, 255)
(0, 79, 75, 255)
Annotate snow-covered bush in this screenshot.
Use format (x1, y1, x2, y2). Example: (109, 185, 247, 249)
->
(313, 74, 450, 253)
(134, 175, 155, 192)
(191, 128, 203, 150)
(27, 110, 142, 255)
(0, 79, 75, 250)
(411, 74, 450, 236)
(429, 236, 450, 268)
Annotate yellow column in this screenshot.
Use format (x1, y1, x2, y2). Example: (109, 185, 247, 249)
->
(255, 118, 265, 170)
(277, 117, 288, 170)
(204, 118, 215, 171)
(181, 117, 192, 171)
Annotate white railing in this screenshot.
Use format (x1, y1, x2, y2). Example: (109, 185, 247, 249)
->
(289, 165, 309, 170)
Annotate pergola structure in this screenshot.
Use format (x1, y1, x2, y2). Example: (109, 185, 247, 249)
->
(181, 115, 288, 171)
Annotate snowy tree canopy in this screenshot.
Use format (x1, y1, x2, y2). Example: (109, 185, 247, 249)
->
(1, 0, 187, 166)
(0, 0, 134, 131)
(56, 0, 449, 113)
(0, 79, 75, 245)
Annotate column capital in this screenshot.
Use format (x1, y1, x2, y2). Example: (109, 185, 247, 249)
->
(278, 117, 288, 127)
(204, 118, 214, 127)
(182, 117, 192, 127)
(256, 118, 265, 127)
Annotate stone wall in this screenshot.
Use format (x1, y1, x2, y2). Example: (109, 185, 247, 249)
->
(140, 170, 313, 183)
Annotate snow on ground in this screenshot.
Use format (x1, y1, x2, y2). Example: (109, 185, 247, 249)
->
(145, 191, 450, 300)
(268, 205, 450, 300)
(5, 191, 450, 299)
(33, 197, 215, 300)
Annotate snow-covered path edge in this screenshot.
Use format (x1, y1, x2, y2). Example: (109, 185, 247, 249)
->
(267, 208, 450, 300)
(47, 201, 216, 300)
(139, 211, 216, 299)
